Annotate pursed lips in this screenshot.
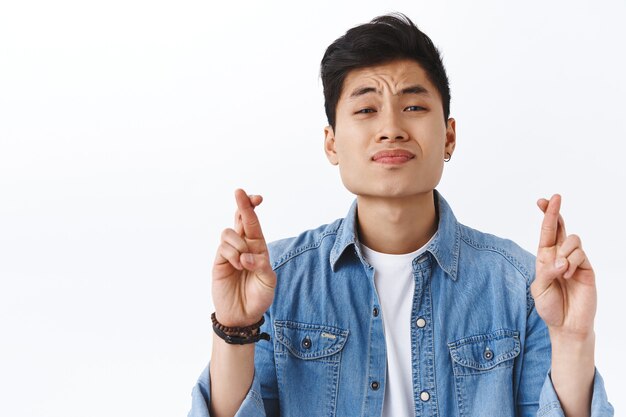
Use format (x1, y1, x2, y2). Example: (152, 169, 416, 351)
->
(371, 149, 415, 164)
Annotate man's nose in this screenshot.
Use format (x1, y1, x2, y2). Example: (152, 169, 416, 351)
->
(376, 111, 409, 142)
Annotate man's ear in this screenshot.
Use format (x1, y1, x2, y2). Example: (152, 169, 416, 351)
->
(324, 126, 339, 166)
(445, 117, 456, 157)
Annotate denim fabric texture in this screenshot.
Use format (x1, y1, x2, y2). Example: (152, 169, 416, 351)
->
(189, 190, 613, 417)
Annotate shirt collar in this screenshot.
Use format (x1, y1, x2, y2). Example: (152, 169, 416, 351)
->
(329, 189, 460, 281)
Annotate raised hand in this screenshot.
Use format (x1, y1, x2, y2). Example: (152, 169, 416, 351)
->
(212, 189, 276, 328)
(531, 194, 597, 339)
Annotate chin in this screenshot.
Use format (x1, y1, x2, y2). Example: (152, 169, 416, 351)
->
(347, 184, 430, 199)
(341, 171, 440, 199)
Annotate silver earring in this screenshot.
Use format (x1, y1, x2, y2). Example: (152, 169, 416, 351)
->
(444, 152, 452, 162)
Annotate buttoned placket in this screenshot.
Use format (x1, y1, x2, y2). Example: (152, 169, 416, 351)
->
(411, 253, 438, 417)
(362, 261, 387, 417)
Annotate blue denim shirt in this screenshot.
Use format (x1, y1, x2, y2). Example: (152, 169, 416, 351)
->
(189, 190, 613, 417)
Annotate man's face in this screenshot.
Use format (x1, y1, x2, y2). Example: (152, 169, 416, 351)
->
(324, 59, 456, 199)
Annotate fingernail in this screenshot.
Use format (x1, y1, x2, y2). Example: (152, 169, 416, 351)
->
(244, 253, 254, 265)
(555, 258, 566, 269)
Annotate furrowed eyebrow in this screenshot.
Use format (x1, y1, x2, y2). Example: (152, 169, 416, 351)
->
(399, 84, 430, 96)
(349, 86, 378, 98)
(348, 84, 431, 99)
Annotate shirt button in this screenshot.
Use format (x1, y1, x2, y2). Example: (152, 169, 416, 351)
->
(373, 307, 379, 317)
(371, 381, 380, 391)
(416, 317, 427, 328)
(484, 347, 493, 360)
(302, 337, 312, 349)
(420, 391, 430, 401)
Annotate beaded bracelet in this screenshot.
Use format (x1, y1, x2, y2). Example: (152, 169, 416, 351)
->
(211, 312, 271, 345)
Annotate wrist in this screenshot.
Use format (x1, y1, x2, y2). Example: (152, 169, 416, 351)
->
(550, 329, 595, 375)
(211, 312, 270, 345)
(549, 327, 595, 347)
(213, 311, 263, 328)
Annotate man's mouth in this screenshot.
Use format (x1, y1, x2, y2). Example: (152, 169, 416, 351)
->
(372, 149, 415, 164)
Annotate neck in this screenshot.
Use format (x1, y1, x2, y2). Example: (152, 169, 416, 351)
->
(356, 191, 438, 254)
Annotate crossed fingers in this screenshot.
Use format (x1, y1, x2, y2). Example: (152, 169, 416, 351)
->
(215, 189, 266, 270)
(234, 190, 264, 239)
(537, 194, 592, 281)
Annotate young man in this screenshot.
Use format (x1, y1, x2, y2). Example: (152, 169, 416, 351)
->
(190, 13, 613, 417)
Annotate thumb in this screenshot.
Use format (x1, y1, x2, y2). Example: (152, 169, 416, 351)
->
(533, 256, 569, 295)
(240, 252, 276, 290)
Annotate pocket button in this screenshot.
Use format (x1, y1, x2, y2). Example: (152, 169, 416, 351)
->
(302, 337, 312, 349)
(484, 347, 493, 360)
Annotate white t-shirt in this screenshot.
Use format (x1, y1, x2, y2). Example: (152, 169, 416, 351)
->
(360, 236, 433, 417)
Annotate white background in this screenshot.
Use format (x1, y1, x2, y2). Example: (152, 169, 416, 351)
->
(1, 0, 624, 415)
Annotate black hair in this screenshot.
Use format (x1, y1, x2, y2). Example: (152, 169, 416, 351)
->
(320, 12, 451, 131)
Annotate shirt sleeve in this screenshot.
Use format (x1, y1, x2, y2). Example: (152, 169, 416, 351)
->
(536, 368, 614, 417)
(187, 364, 267, 417)
(187, 312, 280, 417)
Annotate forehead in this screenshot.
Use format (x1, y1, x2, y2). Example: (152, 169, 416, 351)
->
(340, 59, 438, 100)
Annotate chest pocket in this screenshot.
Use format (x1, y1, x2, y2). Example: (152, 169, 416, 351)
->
(447, 329, 521, 417)
(448, 328, 520, 375)
(275, 320, 348, 361)
(274, 321, 349, 417)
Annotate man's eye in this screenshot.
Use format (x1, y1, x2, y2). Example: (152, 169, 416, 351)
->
(405, 105, 425, 112)
(356, 108, 375, 114)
